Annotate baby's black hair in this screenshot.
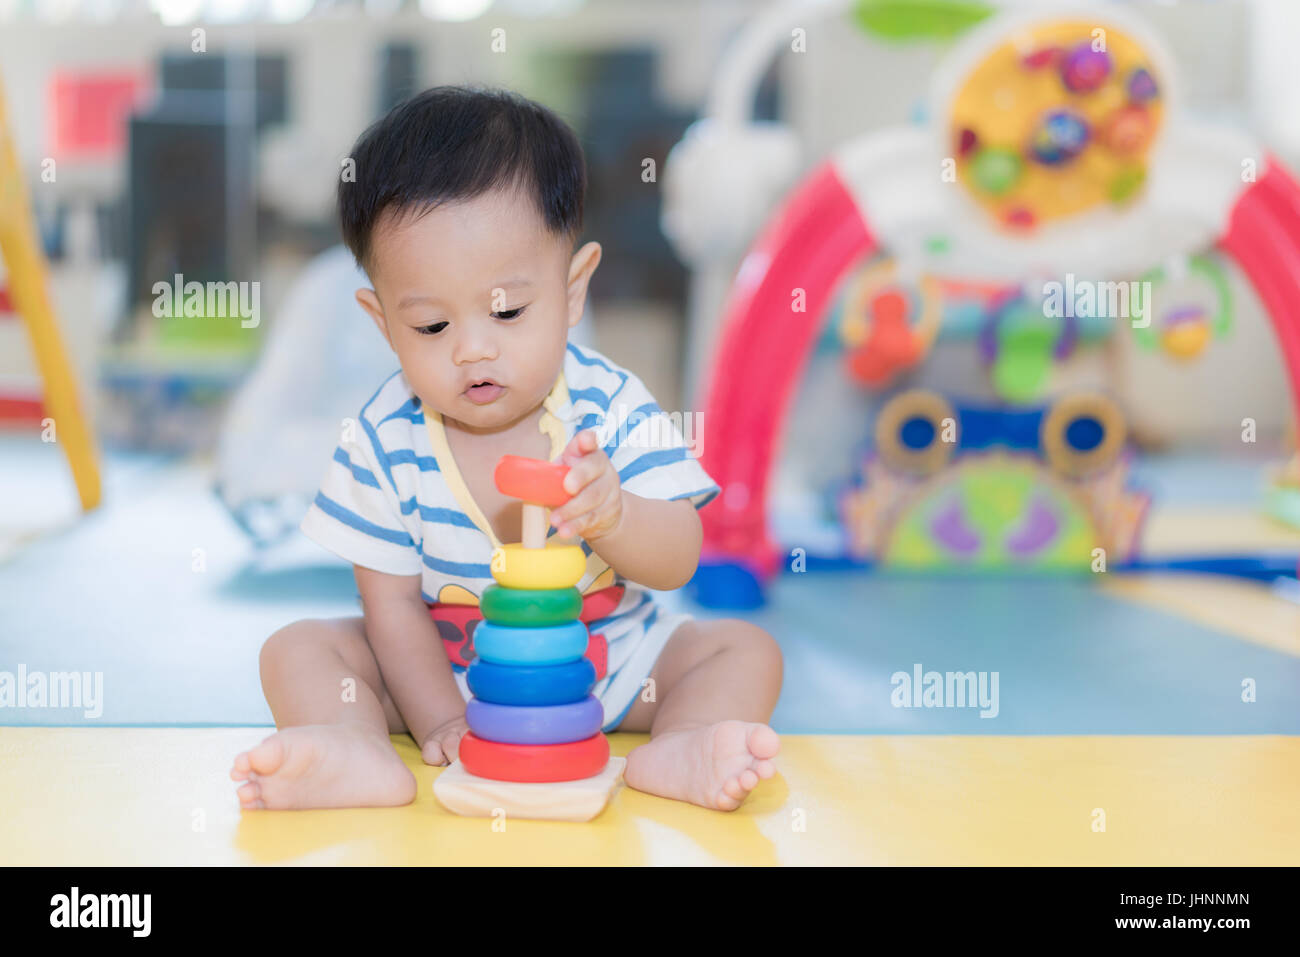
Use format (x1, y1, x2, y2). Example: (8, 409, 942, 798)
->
(338, 85, 586, 271)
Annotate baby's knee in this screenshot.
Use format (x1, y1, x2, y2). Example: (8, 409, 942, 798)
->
(742, 623, 783, 672)
(260, 619, 332, 674)
(717, 620, 783, 669)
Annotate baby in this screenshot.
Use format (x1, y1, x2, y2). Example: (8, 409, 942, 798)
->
(230, 86, 782, 812)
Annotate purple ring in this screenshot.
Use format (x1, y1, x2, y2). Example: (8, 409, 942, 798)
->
(980, 290, 1079, 364)
(465, 695, 605, 745)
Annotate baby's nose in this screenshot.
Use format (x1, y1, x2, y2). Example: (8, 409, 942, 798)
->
(453, 326, 499, 363)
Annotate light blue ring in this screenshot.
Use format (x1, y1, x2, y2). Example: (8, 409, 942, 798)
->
(472, 619, 589, 666)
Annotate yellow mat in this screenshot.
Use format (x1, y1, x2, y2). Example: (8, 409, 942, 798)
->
(1103, 573, 1300, 658)
(2, 728, 1297, 865)
(1139, 507, 1300, 556)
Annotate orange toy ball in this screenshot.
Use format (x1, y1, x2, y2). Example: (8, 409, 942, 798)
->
(872, 290, 908, 324)
(494, 454, 572, 506)
(1101, 105, 1154, 156)
(1160, 318, 1211, 360)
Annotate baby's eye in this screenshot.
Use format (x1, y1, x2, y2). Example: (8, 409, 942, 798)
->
(416, 321, 448, 336)
(492, 305, 527, 320)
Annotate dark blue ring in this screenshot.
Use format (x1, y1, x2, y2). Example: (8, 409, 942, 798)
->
(467, 658, 597, 706)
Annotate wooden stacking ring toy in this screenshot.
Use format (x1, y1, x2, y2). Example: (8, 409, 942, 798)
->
(491, 542, 586, 589)
(472, 620, 589, 666)
(465, 695, 604, 745)
(495, 455, 572, 507)
(458, 731, 611, 783)
(433, 452, 622, 820)
(466, 658, 597, 707)
(480, 583, 583, 626)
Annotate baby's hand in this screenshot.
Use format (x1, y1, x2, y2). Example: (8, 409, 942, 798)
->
(550, 429, 623, 541)
(420, 713, 469, 766)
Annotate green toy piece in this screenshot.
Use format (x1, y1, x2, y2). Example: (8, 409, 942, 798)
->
(852, 0, 994, 41)
(970, 147, 1023, 197)
(992, 323, 1057, 403)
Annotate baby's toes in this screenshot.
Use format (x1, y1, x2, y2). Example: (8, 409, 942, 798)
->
(237, 779, 264, 809)
(746, 725, 780, 761)
(722, 775, 748, 802)
(715, 785, 743, 811)
(754, 758, 777, 780)
(245, 734, 286, 777)
(230, 751, 252, 781)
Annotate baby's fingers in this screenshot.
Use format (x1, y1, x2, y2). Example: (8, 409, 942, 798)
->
(437, 729, 464, 764)
(551, 482, 605, 531)
(560, 428, 600, 462)
(420, 737, 449, 767)
(560, 450, 605, 498)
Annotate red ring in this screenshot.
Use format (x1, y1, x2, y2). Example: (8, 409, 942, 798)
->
(459, 731, 610, 782)
(494, 455, 572, 507)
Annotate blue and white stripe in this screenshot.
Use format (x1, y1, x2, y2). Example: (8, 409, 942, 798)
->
(299, 341, 720, 727)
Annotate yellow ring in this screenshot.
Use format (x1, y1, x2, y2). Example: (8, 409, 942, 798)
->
(874, 389, 957, 476)
(841, 258, 943, 355)
(491, 543, 586, 590)
(1041, 393, 1127, 478)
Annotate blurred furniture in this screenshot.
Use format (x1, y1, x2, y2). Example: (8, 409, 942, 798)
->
(0, 73, 102, 510)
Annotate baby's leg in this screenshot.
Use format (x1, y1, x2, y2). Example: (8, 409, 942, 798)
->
(618, 619, 783, 810)
(230, 617, 418, 810)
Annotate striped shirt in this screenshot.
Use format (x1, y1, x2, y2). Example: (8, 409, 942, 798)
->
(301, 341, 719, 608)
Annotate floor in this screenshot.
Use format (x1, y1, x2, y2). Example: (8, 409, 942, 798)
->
(2, 437, 1299, 864)
(3, 729, 1296, 865)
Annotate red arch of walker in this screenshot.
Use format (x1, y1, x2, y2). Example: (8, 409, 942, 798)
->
(696, 155, 1300, 583)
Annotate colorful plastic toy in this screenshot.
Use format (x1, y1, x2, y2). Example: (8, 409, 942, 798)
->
(678, 5, 1300, 606)
(466, 658, 597, 707)
(495, 455, 572, 549)
(1134, 255, 1233, 361)
(433, 454, 626, 821)
(978, 290, 1079, 402)
(491, 542, 586, 590)
(842, 389, 1146, 569)
(464, 696, 604, 746)
(457, 732, 611, 784)
(838, 258, 942, 389)
(471, 620, 591, 667)
(479, 584, 583, 626)
(950, 17, 1167, 227)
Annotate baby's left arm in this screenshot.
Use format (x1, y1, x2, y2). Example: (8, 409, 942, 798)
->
(548, 429, 702, 590)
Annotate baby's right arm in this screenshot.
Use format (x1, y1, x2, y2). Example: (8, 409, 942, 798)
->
(354, 564, 467, 759)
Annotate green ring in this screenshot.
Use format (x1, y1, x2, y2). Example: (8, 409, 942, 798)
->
(1135, 254, 1233, 350)
(480, 584, 583, 627)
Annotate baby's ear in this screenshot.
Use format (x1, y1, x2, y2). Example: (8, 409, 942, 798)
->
(355, 288, 393, 348)
(566, 241, 602, 326)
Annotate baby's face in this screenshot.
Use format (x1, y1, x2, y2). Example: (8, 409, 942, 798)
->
(358, 186, 596, 434)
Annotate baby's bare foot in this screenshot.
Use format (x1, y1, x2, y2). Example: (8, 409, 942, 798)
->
(229, 723, 417, 810)
(624, 720, 780, 811)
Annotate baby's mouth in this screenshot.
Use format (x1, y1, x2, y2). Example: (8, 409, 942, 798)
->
(464, 379, 505, 403)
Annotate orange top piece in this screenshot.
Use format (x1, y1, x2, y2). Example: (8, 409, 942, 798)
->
(494, 455, 572, 506)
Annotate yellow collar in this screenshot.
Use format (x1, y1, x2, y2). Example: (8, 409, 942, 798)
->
(422, 370, 571, 550)
(539, 369, 571, 463)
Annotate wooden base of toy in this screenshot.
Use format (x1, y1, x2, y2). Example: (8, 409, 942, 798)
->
(433, 756, 626, 822)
